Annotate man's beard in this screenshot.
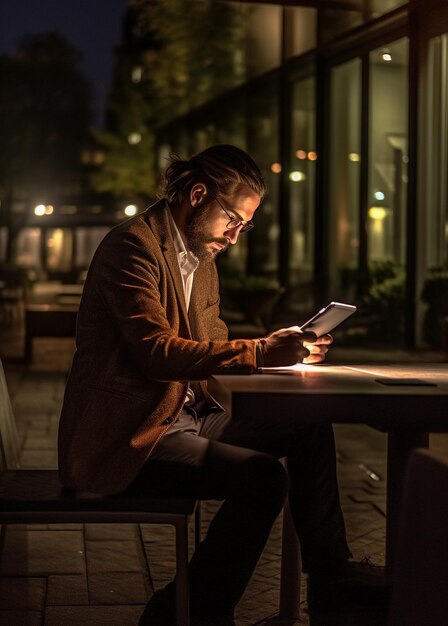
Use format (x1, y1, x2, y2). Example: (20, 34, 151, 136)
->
(184, 204, 229, 261)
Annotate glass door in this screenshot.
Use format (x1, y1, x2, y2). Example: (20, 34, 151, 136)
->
(368, 39, 409, 265)
(288, 75, 316, 313)
(328, 58, 362, 300)
(417, 27, 448, 347)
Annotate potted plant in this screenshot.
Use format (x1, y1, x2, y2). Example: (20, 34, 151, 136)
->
(421, 268, 448, 348)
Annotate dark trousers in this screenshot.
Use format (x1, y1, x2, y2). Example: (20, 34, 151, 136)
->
(126, 409, 351, 617)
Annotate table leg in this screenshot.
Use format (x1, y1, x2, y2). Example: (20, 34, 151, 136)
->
(279, 499, 301, 618)
(386, 430, 429, 577)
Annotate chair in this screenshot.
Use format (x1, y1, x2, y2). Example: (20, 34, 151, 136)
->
(0, 358, 199, 626)
(388, 448, 448, 626)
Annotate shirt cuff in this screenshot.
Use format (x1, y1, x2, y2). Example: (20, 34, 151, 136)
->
(255, 339, 265, 368)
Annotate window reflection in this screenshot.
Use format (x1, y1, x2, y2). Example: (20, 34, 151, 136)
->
(288, 76, 316, 310)
(368, 39, 409, 264)
(424, 33, 448, 268)
(46, 229, 73, 272)
(329, 58, 361, 298)
(0, 228, 7, 264)
(247, 78, 280, 277)
(15, 228, 42, 269)
(244, 4, 282, 78)
(319, 0, 408, 44)
(75, 227, 109, 269)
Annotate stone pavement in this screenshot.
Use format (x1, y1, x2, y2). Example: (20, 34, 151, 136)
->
(1, 330, 447, 626)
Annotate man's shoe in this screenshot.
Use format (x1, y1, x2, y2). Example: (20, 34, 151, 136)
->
(138, 587, 235, 626)
(307, 557, 388, 613)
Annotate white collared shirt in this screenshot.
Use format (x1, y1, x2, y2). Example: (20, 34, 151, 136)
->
(168, 211, 199, 311)
(168, 211, 200, 410)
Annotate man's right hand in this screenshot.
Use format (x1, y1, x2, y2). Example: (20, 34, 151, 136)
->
(258, 326, 318, 368)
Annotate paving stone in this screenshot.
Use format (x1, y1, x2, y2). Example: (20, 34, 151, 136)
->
(0, 577, 46, 610)
(45, 604, 144, 626)
(85, 540, 145, 573)
(88, 572, 149, 604)
(0, 610, 42, 626)
(19, 449, 58, 468)
(84, 524, 140, 542)
(47, 574, 89, 606)
(23, 435, 57, 450)
(0, 530, 85, 575)
(9, 523, 83, 531)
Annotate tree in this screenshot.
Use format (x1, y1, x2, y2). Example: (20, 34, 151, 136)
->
(0, 32, 92, 260)
(139, 0, 246, 125)
(92, 87, 156, 200)
(92, 0, 247, 199)
(91, 2, 159, 202)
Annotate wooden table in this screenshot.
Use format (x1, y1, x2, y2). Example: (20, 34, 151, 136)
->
(208, 363, 448, 617)
(24, 304, 78, 363)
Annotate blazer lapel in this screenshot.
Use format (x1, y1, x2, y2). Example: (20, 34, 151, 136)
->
(145, 202, 192, 337)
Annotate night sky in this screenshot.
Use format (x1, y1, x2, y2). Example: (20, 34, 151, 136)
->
(0, 0, 129, 126)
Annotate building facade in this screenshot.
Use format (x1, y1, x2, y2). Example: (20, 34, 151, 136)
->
(148, 0, 447, 349)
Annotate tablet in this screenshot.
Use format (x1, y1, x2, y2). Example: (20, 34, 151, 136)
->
(299, 301, 357, 337)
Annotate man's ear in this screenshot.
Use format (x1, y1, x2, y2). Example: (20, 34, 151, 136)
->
(190, 183, 207, 207)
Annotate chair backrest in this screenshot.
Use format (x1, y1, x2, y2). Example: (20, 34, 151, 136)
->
(388, 448, 448, 626)
(0, 358, 21, 471)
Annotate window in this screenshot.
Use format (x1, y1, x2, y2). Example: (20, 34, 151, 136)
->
(287, 76, 316, 310)
(319, 1, 408, 44)
(416, 29, 448, 347)
(0, 228, 7, 264)
(76, 228, 109, 268)
(329, 58, 362, 298)
(46, 229, 73, 273)
(15, 228, 42, 268)
(284, 7, 317, 59)
(368, 39, 409, 264)
(423, 33, 448, 268)
(244, 4, 282, 78)
(247, 77, 280, 277)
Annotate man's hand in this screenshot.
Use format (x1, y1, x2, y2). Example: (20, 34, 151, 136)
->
(258, 326, 332, 367)
(302, 334, 333, 364)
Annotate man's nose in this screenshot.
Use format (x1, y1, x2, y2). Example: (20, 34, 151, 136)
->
(225, 225, 243, 244)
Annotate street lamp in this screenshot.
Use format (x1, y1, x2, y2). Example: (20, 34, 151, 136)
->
(124, 205, 137, 216)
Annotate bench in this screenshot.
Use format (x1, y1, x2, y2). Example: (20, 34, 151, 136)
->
(0, 358, 199, 626)
(24, 304, 79, 363)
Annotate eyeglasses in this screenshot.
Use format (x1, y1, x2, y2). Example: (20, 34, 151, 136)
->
(216, 198, 254, 233)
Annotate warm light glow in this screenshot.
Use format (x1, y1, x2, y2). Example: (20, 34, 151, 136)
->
(349, 153, 360, 162)
(296, 150, 307, 160)
(45, 204, 54, 215)
(307, 151, 317, 161)
(368, 207, 388, 220)
(270, 162, 282, 174)
(382, 51, 392, 62)
(34, 204, 45, 216)
(289, 171, 306, 182)
(93, 151, 105, 165)
(128, 132, 142, 145)
(131, 66, 143, 83)
(124, 204, 138, 216)
(374, 191, 385, 201)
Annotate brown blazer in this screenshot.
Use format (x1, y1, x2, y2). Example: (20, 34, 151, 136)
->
(58, 201, 258, 494)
